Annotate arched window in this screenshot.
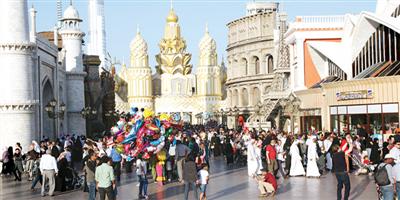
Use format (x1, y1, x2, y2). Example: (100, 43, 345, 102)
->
(254, 56, 260, 74)
(232, 89, 239, 106)
(267, 55, 273, 73)
(241, 58, 248, 76)
(241, 88, 249, 107)
(252, 87, 260, 106)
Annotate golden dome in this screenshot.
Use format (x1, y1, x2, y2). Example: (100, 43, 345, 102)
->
(166, 9, 178, 23)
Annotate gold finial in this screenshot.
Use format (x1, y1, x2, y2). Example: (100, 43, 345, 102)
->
(166, 8, 178, 23)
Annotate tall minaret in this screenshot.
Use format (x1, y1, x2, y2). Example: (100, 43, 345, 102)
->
(127, 28, 153, 109)
(0, 0, 37, 148)
(196, 25, 222, 110)
(88, 0, 107, 71)
(59, 2, 87, 136)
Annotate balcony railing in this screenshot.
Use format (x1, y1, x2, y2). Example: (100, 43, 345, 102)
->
(295, 15, 345, 23)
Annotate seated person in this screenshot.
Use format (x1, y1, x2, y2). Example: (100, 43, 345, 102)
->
(254, 169, 277, 197)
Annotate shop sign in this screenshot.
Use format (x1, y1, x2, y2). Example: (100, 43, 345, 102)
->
(336, 89, 373, 101)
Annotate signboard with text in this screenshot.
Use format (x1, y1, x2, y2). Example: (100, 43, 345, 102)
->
(336, 89, 373, 101)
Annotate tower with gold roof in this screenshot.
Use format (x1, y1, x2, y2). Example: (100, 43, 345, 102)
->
(116, 5, 226, 123)
(126, 28, 153, 109)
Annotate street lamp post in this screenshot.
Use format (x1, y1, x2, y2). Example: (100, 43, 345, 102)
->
(44, 99, 66, 139)
(104, 110, 121, 130)
(81, 106, 98, 120)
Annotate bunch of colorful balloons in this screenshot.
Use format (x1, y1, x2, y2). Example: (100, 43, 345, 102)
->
(110, 107, 182, 161)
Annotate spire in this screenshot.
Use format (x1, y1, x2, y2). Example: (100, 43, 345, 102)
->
(170, 0, 173, 10)
(136, 24, 140, 34)
(205, 23, 209, 34)
(57, 0, 62, 27)
(70, 0, 73, 6)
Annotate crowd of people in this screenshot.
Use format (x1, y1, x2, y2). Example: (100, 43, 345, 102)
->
(1, 122, 400, 200)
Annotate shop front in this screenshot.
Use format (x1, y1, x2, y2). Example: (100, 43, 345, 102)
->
(300, 109, 322, 134)
(295, 76, 400, 136)
(330, 103, 399, 135)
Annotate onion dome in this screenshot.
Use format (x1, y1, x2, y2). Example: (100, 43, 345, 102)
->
(199, 24, 216, 53)
(166, 9, 179, 23)
(63, 5, 80, 20)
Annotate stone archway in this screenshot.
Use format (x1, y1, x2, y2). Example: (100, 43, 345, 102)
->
(241, 88, 249, 107)
(42, 80, 54, 139)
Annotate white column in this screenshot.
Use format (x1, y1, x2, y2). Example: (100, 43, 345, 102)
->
(0, 0, 37, 148)
(29, 6, 37, 43)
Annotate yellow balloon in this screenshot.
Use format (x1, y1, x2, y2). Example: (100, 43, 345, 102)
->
(159, 113, 171, 121)
(143, 108, 154, 119)
(156, 150, 167, 161)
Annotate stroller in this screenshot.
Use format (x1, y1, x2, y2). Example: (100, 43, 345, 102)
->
(64, 167, 84, 191)
(350, 152, 375, 176)
(234, 142, 247, 167)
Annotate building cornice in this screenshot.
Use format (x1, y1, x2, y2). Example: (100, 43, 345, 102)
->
(0, 42, 36, 53)
(227, 36, 273, 51)
(226, 73, 274, 86)
(322, 76, 400, 89)
(0, 100, 39, 112)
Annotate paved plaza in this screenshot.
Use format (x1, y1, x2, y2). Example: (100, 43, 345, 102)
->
(0, 157, 378, 200)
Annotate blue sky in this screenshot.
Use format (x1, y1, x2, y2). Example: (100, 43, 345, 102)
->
(29, 0, 376, 71)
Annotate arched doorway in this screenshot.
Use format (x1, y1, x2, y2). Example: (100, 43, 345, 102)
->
(241, 58, 248, 76)
(267, 55, 273, 73)
(252, 87, 260, 106)
(241, 88, 249, 107)
(253, 56, 260, 75)
(232, 89, 239, 106)
(42, 80, 54, 140)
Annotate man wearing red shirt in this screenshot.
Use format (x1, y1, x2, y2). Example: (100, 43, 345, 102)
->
(255, 169, 277, 197)
(266, 139, 277, 174)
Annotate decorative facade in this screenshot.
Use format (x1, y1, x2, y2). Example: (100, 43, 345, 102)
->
(0, 0, 113, 148)
(115, 8, 225, 122)
(286, 0, 400, 135)
(225, 2, 291, 130)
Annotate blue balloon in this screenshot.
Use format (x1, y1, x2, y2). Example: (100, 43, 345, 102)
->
(172, 138, 177, 146)
(134, 119, 143, 133)
(150, 136, 165, 146)
(130, 107, 138, 115)
(129, 127, 136, 135)
(154, 118, 161, 128)
(122, 133, 137, 144)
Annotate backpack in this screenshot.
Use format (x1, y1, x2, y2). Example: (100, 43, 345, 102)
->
(374, 164, 391, 186)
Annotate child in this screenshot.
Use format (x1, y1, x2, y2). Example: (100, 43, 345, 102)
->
(254, 169, 277, 197)
(198, 164, 209, 200)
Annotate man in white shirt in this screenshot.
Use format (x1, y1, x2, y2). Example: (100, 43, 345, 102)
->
(40, 149, 58, 196)
(390, 142, 400, 164)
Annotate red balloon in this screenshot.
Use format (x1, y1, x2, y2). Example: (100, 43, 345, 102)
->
(116, 135, 125, 143)
(124, 144, 130, 153)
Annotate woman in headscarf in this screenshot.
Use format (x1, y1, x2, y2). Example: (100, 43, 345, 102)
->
(289, 139, 305, 176)
(306, 137, 321, 178)
(5, 147, 19, 181)
(225, 137, 234, 167)
(1, 146, 10, 175)
(13, 147, 23, 181)
(369, 138, 381, 164)
(247, 138, 260, 177)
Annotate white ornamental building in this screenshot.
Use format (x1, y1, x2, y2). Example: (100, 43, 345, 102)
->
(59, 4, 87, 138)
(115, 8, 226, 123)
(0, 0, 87, 148)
